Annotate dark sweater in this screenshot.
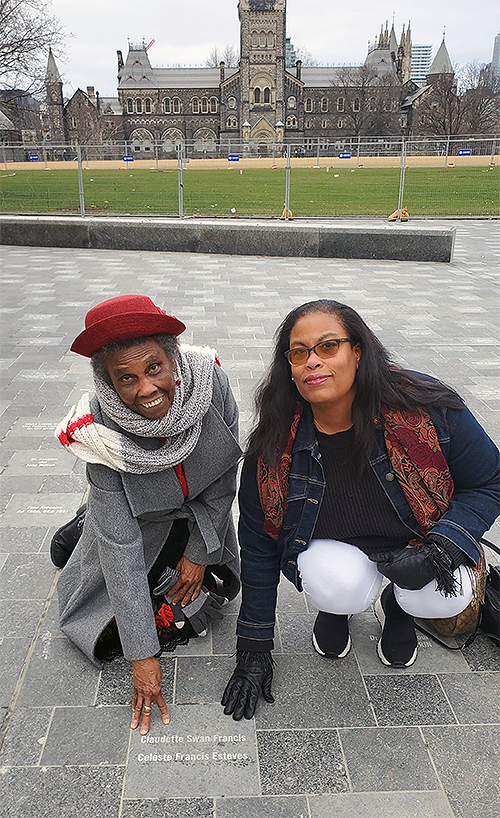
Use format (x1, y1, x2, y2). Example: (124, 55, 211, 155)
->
(313, 426, 413, 555)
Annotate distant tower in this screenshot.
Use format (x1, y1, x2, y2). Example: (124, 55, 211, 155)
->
(45, 48, 66, 143)
(238, 0, 286, 138)
(411, 44, 432, 85)
(492, 33, 500, 84)
(285, 36, 296, 68)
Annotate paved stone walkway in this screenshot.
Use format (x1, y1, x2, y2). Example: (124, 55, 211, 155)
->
(0, 220, 498, 818)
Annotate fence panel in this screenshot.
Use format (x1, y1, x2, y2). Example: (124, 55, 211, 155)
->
(402, 137, 499, 217)
(1, 136, 498, 218)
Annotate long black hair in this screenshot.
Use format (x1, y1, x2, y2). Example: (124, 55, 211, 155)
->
(245, 299, 463, 467)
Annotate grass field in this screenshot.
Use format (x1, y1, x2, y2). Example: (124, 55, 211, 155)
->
(0, 166, 498, 217)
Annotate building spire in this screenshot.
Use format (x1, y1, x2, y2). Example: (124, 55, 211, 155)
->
(45, 48, 62, 84)
(428, 36, 453, 77)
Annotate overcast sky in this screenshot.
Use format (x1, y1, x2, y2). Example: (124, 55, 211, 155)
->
(49, 0, 499, 98)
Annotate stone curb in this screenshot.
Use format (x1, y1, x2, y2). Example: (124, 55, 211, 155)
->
(0, 215, 455, 261)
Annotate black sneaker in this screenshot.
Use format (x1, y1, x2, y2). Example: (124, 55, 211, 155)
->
(375, 584, 418, 667)
(312, 611, 351, 659)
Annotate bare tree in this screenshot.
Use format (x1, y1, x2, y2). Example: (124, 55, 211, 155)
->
(458, 61, 500, 133)
(294, 46, 318, 67)
(0, 0, 66, 94)
(205, 44, 239, 68)
(334, 65, 397, 136)
(414, 73, 465, 136)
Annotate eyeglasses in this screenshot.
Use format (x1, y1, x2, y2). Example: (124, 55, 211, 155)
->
(284, 338, 352, 365)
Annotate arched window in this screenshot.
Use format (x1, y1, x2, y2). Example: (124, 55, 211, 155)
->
(304, 97, 313, 112)
(286, 116, 297, 127)
(337, 119, 344, 128)
(321, 97, 328, 112)
(70, 116, 77, 128)
(288, 96, 296, 109)
(267, 32, 274, 47)
(254, 87, 261, 104)
(337, 97, 345, 112)
(226, 117, 238, 128)
(228, 96, 236, 109)
(192, 97, 199, 113)
(127, 98, 133, 113)
(210, 97, 218, 113)
(259, 32, 266, 47)
(145, 98, 152, 113)
(252, 32, 258, 47)
(164, 98, 171, 113)
(172, 97, 181, 113)
(305, 119, 312, 129)
(352, 97, 360, 112)
(136, 98, 143, 113)
(322, 119, 328, 128)
(201, 97, 209, 113)
(263, 87, 271, 104)
(369, 97, 376, 111)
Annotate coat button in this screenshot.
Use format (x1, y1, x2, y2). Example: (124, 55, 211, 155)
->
(385, 472, 395, 481)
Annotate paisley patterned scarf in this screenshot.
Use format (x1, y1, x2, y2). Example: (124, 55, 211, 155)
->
(257, 405, 454, 540)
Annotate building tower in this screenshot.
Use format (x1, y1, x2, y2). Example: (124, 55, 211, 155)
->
(426, 35, 453, 85)
(238, 0, 286, 142)
(411, 44, 433, 86)
(45, 48, 66, 143)
(491, 33, 500, 86)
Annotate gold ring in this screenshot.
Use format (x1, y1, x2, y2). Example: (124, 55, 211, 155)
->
(143, 706, 152, 713)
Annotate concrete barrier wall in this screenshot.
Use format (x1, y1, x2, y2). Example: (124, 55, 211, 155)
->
(0, 216, 455, 262)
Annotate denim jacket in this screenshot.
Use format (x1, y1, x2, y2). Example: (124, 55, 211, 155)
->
(236, 402, 500, 648)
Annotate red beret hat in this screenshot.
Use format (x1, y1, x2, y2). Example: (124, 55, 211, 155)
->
(70, 294, 186, 357)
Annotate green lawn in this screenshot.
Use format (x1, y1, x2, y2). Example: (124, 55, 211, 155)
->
(0, 166, 498, 217)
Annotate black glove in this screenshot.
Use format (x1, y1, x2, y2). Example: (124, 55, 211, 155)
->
(371, 538, 457, 596)
(221, 650, 275, 720)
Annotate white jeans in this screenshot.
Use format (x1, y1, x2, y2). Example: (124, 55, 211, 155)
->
(297, 539, 473, 617)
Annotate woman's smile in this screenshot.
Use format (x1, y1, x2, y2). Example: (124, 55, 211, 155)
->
(105, 340, 177, 418)
(304, 373, 332, 386)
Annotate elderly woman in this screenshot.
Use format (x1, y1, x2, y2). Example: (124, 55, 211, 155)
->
(56, 294, 241, 734)
(222, 299, 499, 721)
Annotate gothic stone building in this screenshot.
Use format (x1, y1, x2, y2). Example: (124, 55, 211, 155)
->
(117, 0, 414, 155)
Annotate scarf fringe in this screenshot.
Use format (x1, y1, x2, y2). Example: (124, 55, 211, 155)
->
(429, 545, 458, 597)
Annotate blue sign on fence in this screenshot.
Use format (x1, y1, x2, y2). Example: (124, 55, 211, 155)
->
(339, 152, 351, 159)
(123, 155, 134, 162)
(457, 149, 472, 156)
(29, 154, 39, 161)
(228, 154, 240, 161)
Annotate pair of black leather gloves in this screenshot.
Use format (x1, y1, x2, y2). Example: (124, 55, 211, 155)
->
(222, 535, 471, 721)
(369, 534, 471, 596)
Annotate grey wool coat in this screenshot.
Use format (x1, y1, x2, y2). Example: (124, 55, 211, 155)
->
(57, 364, 241, 667)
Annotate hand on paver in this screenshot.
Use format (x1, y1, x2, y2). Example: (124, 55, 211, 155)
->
(221, 650, 275, 720)
(130, 657, 170, 735)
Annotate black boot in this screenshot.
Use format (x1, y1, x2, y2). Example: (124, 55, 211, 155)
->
(375, 584, 418, 667)
(312, 611, 351, 659)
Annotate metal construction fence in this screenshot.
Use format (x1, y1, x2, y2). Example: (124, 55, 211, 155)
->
(1, 135, 498, 219)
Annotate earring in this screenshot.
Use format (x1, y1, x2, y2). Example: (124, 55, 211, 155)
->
(291, 376, 295, 381)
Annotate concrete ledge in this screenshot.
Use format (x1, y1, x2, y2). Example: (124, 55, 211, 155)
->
(0, 216, 455, 261)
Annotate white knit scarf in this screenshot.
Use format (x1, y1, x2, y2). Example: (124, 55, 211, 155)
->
(55, 345, 216, 473)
